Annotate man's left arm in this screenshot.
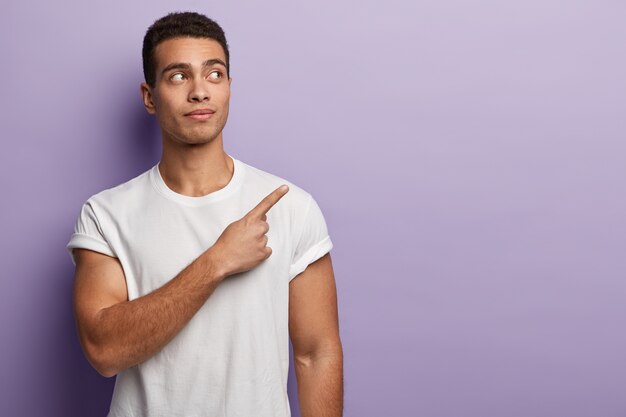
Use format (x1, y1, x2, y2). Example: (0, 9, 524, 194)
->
(289, 252, 343, 417)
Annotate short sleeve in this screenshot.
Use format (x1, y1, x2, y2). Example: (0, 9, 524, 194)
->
(288, 194, 333, 281)
(66, 200, 116, 266)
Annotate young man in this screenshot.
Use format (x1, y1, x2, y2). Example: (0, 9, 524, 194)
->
(66, 12, 343, 417)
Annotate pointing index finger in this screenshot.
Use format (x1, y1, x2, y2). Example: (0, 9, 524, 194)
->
(248, 184, 289, 218)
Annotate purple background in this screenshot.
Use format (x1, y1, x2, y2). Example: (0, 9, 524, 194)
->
(1, 1, 625, 416)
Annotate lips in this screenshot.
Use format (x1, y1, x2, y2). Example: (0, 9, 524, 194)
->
(185, 109, 215, 116)
(185, 108, 215, 121)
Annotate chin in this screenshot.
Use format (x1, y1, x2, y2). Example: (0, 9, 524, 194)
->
(188, 131, 221, 144)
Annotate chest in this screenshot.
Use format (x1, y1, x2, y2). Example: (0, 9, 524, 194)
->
(113, 202, 293, 301)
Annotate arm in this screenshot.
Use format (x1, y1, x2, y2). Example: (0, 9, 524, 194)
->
(72, 184, 290, 378)
(289, 252, 343, 417)
(72, 247, 225, 378)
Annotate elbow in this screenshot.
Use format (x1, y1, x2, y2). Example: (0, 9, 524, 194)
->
(82, 339, 119, 378)
(94, 365, 117, 379)
(75, 311, 122, 378)
(94, 361, 118, 379)
(91, 350, 119, 378)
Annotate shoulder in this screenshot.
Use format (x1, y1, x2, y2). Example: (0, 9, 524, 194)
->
(84, 166, 154, 214)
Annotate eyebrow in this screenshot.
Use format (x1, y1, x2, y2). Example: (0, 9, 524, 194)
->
(160, 58, 227, 77)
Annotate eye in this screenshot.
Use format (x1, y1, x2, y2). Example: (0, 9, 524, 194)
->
(170, 73, 185, 81)
(208, 70, 223, 81)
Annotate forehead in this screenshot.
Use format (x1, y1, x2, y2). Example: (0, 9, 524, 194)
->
(153, 37, 226, 69)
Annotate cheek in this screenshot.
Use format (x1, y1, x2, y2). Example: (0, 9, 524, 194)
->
(219, 94, 231, 109)
(156, 89, 180, 107)
(158, 99, 179, 119)
(216, 86, 230, 100)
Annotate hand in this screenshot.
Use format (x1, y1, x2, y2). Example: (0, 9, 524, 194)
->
(210, 184, 290, 277)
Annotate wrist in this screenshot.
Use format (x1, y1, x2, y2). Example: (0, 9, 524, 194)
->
(203, 246, 229, 282)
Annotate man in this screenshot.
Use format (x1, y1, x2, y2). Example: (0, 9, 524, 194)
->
(66, 11, 343, 417)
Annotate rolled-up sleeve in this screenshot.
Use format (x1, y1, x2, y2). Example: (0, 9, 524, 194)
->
(288, 194, 333, 281)
(66, 200, 116, 266)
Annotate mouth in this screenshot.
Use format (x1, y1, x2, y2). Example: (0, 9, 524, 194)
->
(185, 109, 215, 121)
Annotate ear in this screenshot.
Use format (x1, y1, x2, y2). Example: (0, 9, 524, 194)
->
(140, 82, 157, 115)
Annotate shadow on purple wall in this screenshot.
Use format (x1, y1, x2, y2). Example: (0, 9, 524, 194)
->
(114, 86, 162, 184)
(49, 262, 115, 416)
(53, 94, 159, 416)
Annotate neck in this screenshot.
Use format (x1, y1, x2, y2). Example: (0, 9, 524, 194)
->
(158, 132, 234, 197)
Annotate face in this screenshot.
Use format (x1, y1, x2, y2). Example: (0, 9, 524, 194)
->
(140, 37, 232, 146)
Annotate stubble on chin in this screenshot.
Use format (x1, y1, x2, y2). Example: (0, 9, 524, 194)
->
(173, 130, 219, 146)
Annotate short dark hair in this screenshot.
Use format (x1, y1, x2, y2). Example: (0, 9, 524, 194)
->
(142, 11, 230, 87)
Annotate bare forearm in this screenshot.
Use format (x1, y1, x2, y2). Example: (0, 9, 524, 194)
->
(91, 248, 225, 377)
(295, 350, 344, 417)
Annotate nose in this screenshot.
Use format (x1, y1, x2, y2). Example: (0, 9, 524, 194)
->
(188, 76, 210, 102)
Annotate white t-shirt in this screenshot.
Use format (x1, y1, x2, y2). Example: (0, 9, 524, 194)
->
(66, 154, 333, 417)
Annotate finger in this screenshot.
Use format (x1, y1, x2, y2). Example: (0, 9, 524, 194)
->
(247, 185, 289, 218)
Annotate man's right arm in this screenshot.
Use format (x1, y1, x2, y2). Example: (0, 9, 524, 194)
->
(73, 247, 225, 378)
(72, 183, 290, 378)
